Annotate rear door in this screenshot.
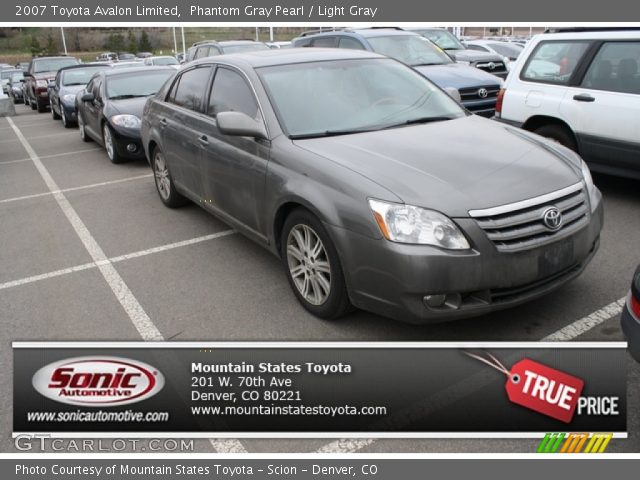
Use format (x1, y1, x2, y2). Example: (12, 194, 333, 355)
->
(559, 40, 640, 171)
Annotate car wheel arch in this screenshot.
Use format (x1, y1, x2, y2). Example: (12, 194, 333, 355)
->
(523, 115, 577, 141)
(273, 199, 334, 258)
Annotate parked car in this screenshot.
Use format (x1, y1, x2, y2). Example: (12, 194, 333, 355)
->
(141, 48, 603, 323)
(409, 28, 509, 79)
(15, 62, 30, 71)
(108, 62, 143, 69)
(621, 265, 640, 362)
(24, 55, 79, 112)
(143, 56, 180, 68)
(7, 72, 24, 103)
(1, 68, 22, 93)
(186, 40, 270, 62)
(465, 39, 524, 64)
(292, 28, 503, 116)
(76, 66, 174, 163)
(117, 53, 137, 61)
(495, 29, 640, 179)
(96, 52, 118, 62)
(50, 64, 109, 127)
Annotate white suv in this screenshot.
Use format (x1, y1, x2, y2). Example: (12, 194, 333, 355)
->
(495, 29, 640, 179)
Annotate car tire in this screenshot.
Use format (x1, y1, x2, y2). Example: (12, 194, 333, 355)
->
(24, 95, 29, 107)
(78, 114, 92, 143)
(61, 106, 73, 128)
(30, 97, 37, 110)
(37, 100, 47, 113)
(534, 124, 578, 152)
(51, 101, 61, 120)
(281, 209, 351, 320)
(102, 123, 124, 164)
(152, 146, 188, 208)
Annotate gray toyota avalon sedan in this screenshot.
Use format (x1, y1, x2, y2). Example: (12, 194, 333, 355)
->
(141, 49, 603, 324)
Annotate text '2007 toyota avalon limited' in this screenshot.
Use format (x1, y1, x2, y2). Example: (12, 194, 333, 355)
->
(141, 48, 603, 324)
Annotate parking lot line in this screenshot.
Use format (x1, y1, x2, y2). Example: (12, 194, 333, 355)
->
(0, 174, 153, 205)
(6, 116, 248, 454)
(541, 297, 627, 341)
(0, 147, 101, 165)
(0, 231, 236, 292)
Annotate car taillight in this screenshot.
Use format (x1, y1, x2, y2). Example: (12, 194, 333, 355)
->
(495, 88, 505, 115)
(631, 295, 640, 318)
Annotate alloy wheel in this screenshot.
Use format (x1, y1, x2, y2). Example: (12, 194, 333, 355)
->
(286, 224, 332, 305)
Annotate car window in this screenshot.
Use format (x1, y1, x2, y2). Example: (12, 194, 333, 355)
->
(581, 41, 640, 94)
(521, 41, 590, 84)
(338, 37, 366, 50)
(33, 58, 78, 73)
(488, 42, 523, 58)
(367, 35, 453, 66)
(221, 43, 270, 54)
(208, 67, 259, 120)
(194, 46, 212, 59)
(62, 68, 105, 86)
(311, 37, 338, 48)
(170, 67, 212, 111)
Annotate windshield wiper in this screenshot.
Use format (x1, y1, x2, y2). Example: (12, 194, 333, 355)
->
(64, 82, 89, 86)
(290, 127, 379, 139)
(380, 116, 458, 129)
(108, 94, 149, 100)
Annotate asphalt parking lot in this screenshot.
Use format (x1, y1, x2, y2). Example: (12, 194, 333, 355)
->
(1, 106, 639, 453)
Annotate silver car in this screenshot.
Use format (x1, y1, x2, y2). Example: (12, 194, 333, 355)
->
(141, 49, 603, 323)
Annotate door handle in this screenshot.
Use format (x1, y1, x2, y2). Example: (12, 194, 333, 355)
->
(573, 94, 595, 102)
(198, 135, 209, 145)
(159, 118, 168, 127)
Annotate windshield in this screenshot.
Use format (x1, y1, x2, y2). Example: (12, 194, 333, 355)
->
(488, 42, 523, 58)
(33, 58, 78, 73)
(221, 43, 270, 54)
(1, 70, 21, 80)
(366, 35, 452, 66)
(105, 70, 173, 99)
(10, 73, 24, 83)
(258, 58, 465, 138)
(416, 29, 465, 50)
(62, 68, 106, 86)
(153, 57, 179, 65)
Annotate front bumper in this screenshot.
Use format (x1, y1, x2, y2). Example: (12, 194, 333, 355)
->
(111, 127, 145, 160)
(61, 102, 77, 122)
(329, 199, 603, 323)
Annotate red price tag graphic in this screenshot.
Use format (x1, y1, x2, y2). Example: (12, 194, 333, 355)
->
(464, 351, 584, 424)
(506, 358, 584, 423)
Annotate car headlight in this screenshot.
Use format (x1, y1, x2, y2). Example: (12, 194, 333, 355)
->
(110, 114, 141, 129)
(368, 199, 470, 249)
(580, 160, 601, 213)
(62, 94, 77, 105)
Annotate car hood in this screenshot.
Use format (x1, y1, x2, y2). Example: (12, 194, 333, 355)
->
(106, 96, 149, 118)
(413, 63, 502, 90)
(292, 116, 581, 217)
(447, 49, 504, 63)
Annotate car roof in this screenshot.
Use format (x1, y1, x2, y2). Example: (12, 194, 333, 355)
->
(189, 47, 384, 68)
(58, 63, 110, 73)
(305, 28, 417, 39)
(101, 66, 175, 77)
(535, 30, 640, 41)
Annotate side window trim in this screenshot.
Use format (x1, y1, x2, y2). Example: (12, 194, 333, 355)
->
(205, 64, 269, 138)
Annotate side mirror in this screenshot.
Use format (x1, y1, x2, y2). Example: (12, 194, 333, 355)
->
(81, 92, 95, 102)
(48, 80, 55, 88)
(216, 111, 267, 139)
(444, 87, 462, 104)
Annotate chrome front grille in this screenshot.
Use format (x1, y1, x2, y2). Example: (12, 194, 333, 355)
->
(469, 183, 589, 253)
(475, 61, 507, 74)
(458, 85, 500, 101)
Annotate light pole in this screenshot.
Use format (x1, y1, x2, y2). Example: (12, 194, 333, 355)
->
(60, 27, 68, 55)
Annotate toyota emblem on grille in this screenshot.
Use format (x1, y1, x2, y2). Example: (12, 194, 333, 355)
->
(478, 88, 488, 98)
(488, 62, 496, 70)
(542, 206, 563, 231)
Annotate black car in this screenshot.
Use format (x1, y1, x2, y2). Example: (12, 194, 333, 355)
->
(50, 64, 109, 127)
(621, 265, 640, 362)
(76, 66, 174, 163)
(7, 72, 25, 103)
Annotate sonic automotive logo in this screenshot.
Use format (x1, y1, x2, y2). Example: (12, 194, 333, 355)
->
(32, 356, 164, 406)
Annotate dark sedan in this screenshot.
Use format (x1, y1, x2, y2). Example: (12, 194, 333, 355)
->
(141, 49, 603, 324)
(7, 72, 24, 103)
(76, 67, 174, 163)
(50, 64, 109, 127)
(621, 265, 640, 362)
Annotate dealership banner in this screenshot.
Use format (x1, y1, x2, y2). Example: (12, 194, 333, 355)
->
(3, 0, 639, 22)
(13, 342, 626, 437)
